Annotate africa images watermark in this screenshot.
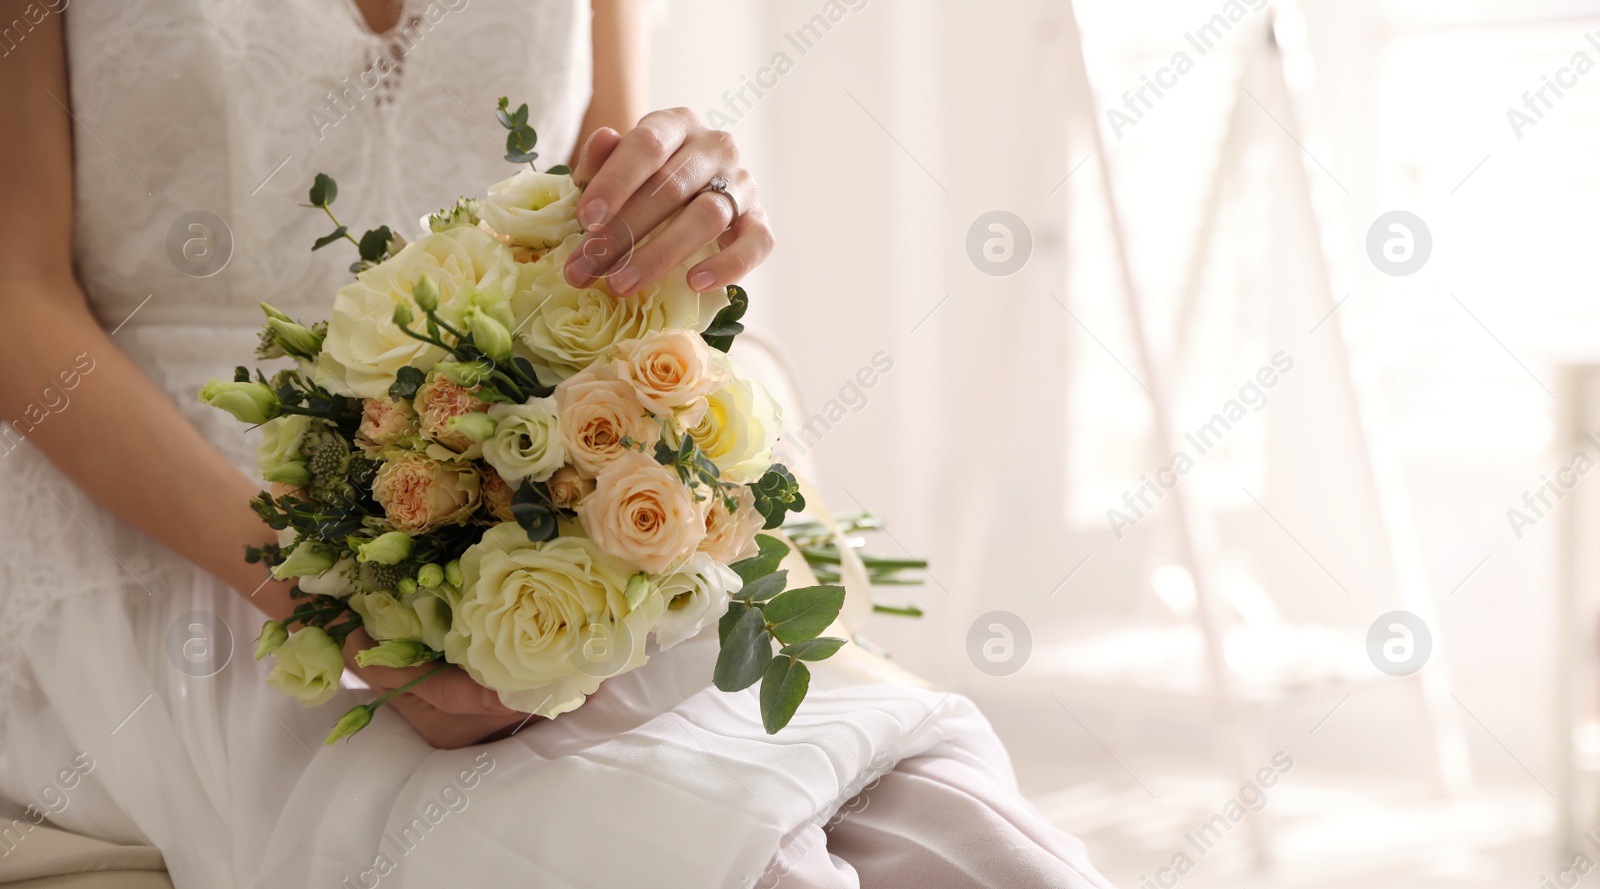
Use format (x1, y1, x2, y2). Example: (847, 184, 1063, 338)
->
(1505, 430, 1600, 540)
(0, 0, 69, 60)
(779, 351, 894, 458)
(340, 751, 495, 889)
(1140, 750, 1294, 889)
(1105, 0, 1269, 140)
(703, 0, 869, 129)
(1504, 29, 1600, 140)
(0, 752, 95, 858)
(308, 0, 471, 141)
(1107, 351, 1294, 539)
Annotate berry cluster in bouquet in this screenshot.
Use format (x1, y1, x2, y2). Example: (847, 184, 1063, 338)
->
(201, 99, 854, 741)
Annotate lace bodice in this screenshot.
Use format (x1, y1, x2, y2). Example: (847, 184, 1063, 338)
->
(65, 0, 592, 327)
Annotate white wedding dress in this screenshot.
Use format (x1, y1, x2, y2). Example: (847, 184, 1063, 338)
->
(0, 2, 1114, 887)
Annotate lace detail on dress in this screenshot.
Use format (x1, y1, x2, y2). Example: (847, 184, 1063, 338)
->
(0, 0, 591, 736)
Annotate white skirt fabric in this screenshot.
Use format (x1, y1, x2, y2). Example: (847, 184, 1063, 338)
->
(0, 326, 1114, 888)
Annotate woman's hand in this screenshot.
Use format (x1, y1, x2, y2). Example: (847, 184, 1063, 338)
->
(342, 629, 534, 750)
(565, 108, 775, 296)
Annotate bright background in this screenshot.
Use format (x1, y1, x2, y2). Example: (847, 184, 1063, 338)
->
(645, 1, 1600, 886)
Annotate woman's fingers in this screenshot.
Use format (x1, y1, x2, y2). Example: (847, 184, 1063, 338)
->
(386, 693, 528, 750)
(573, 109, 690, 233)
(571, 127, 622, 190)
(344, 629, 515, 716)
(686, 207, 776, 292)
(607, 170, 755, 295)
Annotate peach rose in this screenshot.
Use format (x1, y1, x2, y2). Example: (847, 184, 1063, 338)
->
(357, 398, 418, 451)
(578, 451, 705, 573)
(548, 465, 594, 510)
(698, 484, 764, 564)
(612, 330, 725, 428)
(481, 466, 517, 522)
(372, 453, 481, 534)
(415, 374, 488, 457)
(554, 366, 661, 477)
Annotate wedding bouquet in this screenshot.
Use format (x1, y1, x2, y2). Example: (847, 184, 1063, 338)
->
(201, 99, 852, 742)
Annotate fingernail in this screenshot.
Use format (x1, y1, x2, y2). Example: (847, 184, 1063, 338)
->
(565, 256, 595, 287)
(688, 270, 715, 292)
(578, 198, 607, 230)
(610, 267, 640, 294)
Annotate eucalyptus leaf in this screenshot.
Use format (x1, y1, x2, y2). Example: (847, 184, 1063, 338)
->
(780, 636, 847, 661)
(308, 173, 337, 208)
(759, 655, 810, 734)
(511, 501, 558, 542)
(760, 585, 846, 644)
(702, 285, 749, 352)
(731, 534, 790, 584)
(312, 226, 348, 251)
(388, 366, 425, 400)
(731, 569, 787, 603)
(358, 225, 393, 262)
(546, 164, 571, 175)
(714, 606, 772, 692)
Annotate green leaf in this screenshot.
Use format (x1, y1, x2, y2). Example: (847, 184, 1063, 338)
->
(718, 600, 750, 647)
(760, 584, 845, 644)
(511, 501, 558, 542)
(545, 164, 571, 175)
(312, 226, 348, 251)
(388, 365, 425, 400)
(731, 534, 790, 584)
(358, 225, 393, 263)
(505, 124, 539, 164)
(731, 569, 787, 603)
(702, 285, 749, 352)
(714, 606, 772, 692)
(750, 464, 805, 529)
(780, 636, 847, 661)
(759, 655, 810, 734)
(308, 173, 337, 208)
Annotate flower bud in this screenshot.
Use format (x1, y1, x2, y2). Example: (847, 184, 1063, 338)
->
(272, 543, 339, 580)
(413, 274, 440, 312)
(397, 576, 419, 595)
(324, 704, 374, 745)
(392, 302, 414, 327)
(435, 360, 494, 388)
(467, 309, 515, 361)
(444, 559, 464, 587)
(262, 461, 312, 487)
(354, 639, 438, 669)
(199, 380, 281, 425)
(416, 563, 445, 589)
(254, 620, 288, 660)
(266, 316, 325, 358)
(448, 412, 497, 442)
(357, 531, 414, 565)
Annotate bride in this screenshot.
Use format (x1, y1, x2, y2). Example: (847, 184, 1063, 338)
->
(0, 1, 1114, 886)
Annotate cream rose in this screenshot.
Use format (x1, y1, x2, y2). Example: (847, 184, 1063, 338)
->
(547, 465, 594, 509)
(510, 234, 729, 385)
(578, 451, 706, 573)
(315, 226, 520, 398)
(699, 485, 764, 564)
(372, 453, 481, 535)
(483, 397, 564, 484)
(443, 523, 664, 716)
(687, 352, 782, 483)
(414, 374, 489, 458)
(357, 398, 418, 451)
(612, 329, 725, 428)
(554, 366, 661, 477)
(266, 627, 345, 706)
(479, 169, 582, 250)
(651, 553, 742, 651)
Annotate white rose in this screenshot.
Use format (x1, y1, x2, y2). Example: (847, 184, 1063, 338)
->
(687, 352, 782, 483)
(266, 627, 345, 706)
(483, 397, 565, 484)
(511, 234, 729, 385)
(479, 170, 582, 250)
(350, 590, 426, 642)
(315, 226, 521, 398)
(651, 553, 742, 651)
(443, 523, 664, 716)
(577, 450, 706, 574)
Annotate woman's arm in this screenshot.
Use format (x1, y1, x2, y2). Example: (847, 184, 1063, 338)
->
(2, 7, 518, 747)
(0, 8, 296, 620)
(573, 0, 651, 158)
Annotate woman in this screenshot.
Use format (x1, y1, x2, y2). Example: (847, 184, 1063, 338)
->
(0, 1, 1114, 886)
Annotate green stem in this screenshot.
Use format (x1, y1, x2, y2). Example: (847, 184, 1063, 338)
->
(872, 603, 924, 617)
(321, 206, 362, 247)
(367, 664, 452, 711)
